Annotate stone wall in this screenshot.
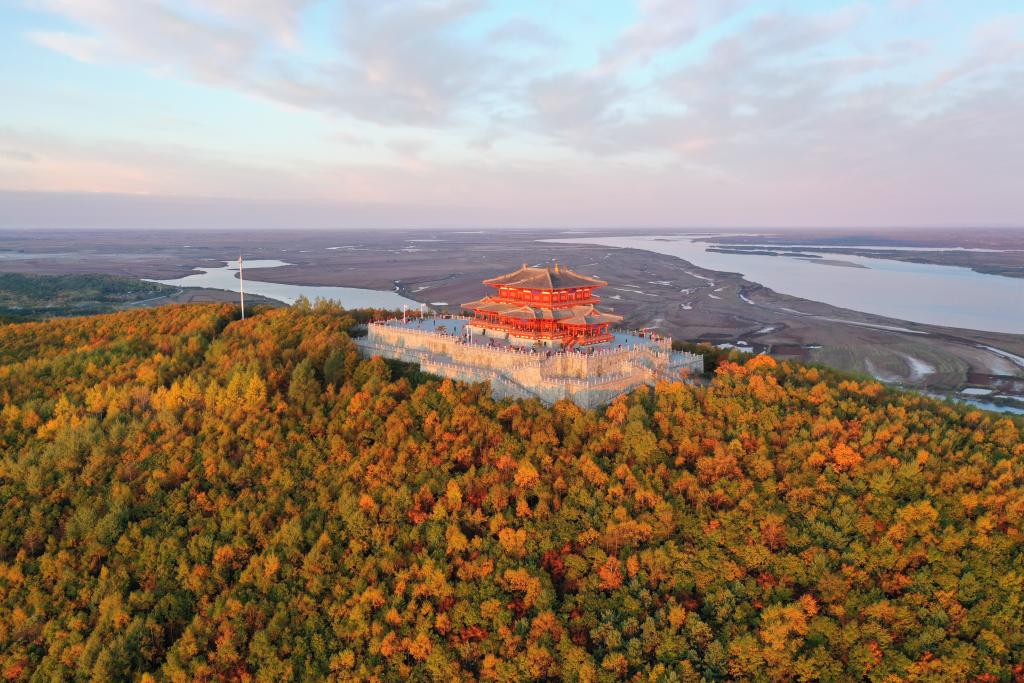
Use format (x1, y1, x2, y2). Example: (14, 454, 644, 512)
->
(358, 321, 703, 407)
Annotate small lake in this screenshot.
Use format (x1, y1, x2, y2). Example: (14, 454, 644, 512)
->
(550, 236, 1024, 334)
(148, 260, 420, 309)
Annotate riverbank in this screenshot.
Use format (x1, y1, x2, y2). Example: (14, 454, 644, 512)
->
(2, 228, 1021, 404)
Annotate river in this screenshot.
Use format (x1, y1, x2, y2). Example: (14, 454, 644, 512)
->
(549, 236, 1024, 334)
(148, 260, 420, 309)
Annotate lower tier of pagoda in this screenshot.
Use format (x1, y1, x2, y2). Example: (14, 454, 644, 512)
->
(463, 299, 623, 347)
(468, 318, 613, 345)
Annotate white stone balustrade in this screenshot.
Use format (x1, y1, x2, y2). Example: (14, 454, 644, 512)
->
(357, 316, 703, 407)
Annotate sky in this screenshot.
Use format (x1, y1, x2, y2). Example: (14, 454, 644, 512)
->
(0, 0, 1022, 230)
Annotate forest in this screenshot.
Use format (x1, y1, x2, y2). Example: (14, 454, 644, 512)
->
(0, 273, 176, 321)
(1, 302, 1022, 681)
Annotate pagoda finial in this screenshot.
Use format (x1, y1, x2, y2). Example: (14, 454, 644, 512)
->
(553, 260, 560, 273)
(522, 262, 528, 269)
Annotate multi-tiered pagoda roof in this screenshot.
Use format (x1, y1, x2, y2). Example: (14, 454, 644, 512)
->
(482, 265, 607, 290)
(463, 262, 623, 346)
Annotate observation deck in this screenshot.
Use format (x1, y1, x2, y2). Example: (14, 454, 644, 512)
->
(356, 315, 703, 407)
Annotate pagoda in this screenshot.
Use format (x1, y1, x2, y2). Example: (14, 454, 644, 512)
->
(462, 262, 623, 347)
(357, 258, 705, 406)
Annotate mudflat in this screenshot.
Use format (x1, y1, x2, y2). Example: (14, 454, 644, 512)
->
(1, 228, 1022, 406)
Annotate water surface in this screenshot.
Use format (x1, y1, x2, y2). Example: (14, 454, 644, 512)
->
(551, 236, 1024, 334)
(149, 260, 419, 309)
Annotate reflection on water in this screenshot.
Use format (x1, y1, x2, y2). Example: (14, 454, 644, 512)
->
(148, 260, 420, 309)
(550, 236, 1024, 334)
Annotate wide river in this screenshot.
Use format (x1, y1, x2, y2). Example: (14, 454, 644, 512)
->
(149, 260, 420, 309)
(550, 236, 1024, 335)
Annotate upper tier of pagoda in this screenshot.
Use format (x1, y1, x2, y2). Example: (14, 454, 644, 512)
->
(478, 262, 607, 308)
(462, 261, 623, 346)
(484, 262, 606, 290)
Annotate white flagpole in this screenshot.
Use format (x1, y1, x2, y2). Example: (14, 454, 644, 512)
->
(239, 254, 245, 320)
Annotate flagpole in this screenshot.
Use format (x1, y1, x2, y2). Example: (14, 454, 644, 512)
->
(239, 254, 245, 320)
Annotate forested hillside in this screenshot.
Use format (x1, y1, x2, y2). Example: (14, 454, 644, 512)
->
(0, 273, 176, 321)
(1, 303, 1022, 681)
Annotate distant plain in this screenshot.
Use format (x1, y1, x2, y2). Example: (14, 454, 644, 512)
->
(1, 227, 1022, 410)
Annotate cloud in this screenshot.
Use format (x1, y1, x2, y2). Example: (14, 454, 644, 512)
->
(0, 148, 38, 162)
(0, 125, 309, 197)
(27, 30, 106, 63)
(506, 0, 1024, 209)
(15, 1, 1024, 226)
(927, 13, 1024, 91)
(528, 73, 624, 134)
(387, 138, 431, 168)
(488, 17, 562, 49)
(210, 0, 311, 45)
(31, 1, 275, 75)
(599, 0, 747, 73)
(319, 0, 503, 124)
(30, 0, 504, 127)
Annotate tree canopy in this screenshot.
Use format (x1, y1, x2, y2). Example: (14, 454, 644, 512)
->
(0, 273, 177, 321)
(1, 303, 1021, 681)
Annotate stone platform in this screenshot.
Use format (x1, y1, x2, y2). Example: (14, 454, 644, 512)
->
(355, 316, 703, 408)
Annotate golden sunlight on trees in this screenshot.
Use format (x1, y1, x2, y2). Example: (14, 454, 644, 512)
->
(0, 303, 1022, 680)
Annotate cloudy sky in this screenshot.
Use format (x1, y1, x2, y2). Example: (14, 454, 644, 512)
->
(1, 0, 1022, 229)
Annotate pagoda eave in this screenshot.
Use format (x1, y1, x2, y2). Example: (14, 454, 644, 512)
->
(466, 320, 615, 346)
(461, 261, 622, 350)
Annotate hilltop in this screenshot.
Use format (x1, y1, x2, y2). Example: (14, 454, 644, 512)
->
(0, 303, 1021, 680)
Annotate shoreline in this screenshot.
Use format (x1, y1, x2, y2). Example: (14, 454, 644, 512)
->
(1, 228, 1021, 402)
